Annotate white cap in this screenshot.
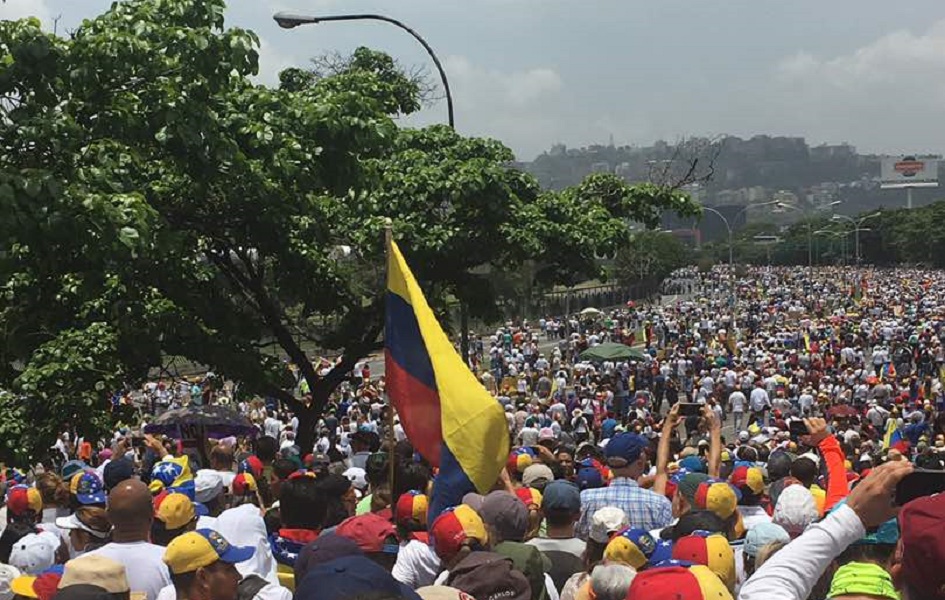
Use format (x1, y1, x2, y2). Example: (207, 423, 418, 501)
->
(589, 507, 629, 543)
(195, 469, 225, 503)
(9, 531, 58, 575)
(0, 564, 20, 600)
(343, 467, 368, 491)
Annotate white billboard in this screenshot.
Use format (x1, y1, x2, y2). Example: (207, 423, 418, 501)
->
(880, 155, 939, 189)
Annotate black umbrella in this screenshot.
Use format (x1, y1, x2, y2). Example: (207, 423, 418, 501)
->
(144, 404, 258, 439)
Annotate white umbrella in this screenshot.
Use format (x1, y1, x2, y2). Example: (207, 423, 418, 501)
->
(580, 307, 601, 316)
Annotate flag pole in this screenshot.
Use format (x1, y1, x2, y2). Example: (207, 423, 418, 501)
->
(384, 217, 397, 495)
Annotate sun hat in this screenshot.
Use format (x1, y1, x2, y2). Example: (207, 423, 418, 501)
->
(55, 511, 110, 540)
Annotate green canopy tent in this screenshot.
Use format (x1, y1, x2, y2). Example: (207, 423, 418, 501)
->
(579, 342, 648, 362)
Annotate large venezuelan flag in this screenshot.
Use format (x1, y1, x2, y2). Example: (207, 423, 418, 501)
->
(385, 240, 509, 518)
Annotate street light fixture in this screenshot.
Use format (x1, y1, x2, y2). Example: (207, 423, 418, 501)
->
(831, 212, 880, 264)
(773, 200, 840, 267)
(272, 12, 455, 128)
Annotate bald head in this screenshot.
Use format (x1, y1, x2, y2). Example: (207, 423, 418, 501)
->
(107, 479, 152, 537)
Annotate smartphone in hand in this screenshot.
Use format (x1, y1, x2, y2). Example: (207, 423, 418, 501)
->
(895, 469, 945, 505)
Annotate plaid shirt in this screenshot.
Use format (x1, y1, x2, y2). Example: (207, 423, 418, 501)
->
(577, 477, 673, 539)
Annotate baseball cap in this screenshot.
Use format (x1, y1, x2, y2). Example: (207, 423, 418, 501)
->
(416, 586, 475, 600)
(693, 481, 738, 520)
(900, 492, 945, 599)
(395, 491, 429, 529)
(541, 480, 581, 513)
(55, 511, 110, 540)
(737, 431, 750, 443)
(729, 466, 765, 497)
(430, 505, 488, 560)
(743, 522, 790, 558)
(74, 473, 107, 506)
(9, 564, 61, 599)
(61, 461, 88, 481)
(576, 466, 604, 490)
(194, 470, 224, 504)
(604, 433, 648, 467)
(162, 529, 255, 575)
(154, 492, 201, 530)
(6, 486, 42, 518)
(102, 457, 134, 491)
(589, 507, 629, 544)
(772, 485, 818, 536)
(294, 556, 421, 600)
(481, 491, 528, 542)
(9, 532, 58, 575)
(231, 472, 257, 496)
(514, 487, 542, 510)
(238, 455, 264, 478)
(679, 456, 706, 474)
(335, 513, 399, 554)
(604, 527, 672, 569)
(294, 534, 363, 582)
(677, 473, 711, 506)
(521, 464, 554, 488)
(343, 467, 368, 491)
(671, 532, 735, 590)
(507, 448, 536, 475)
(827, 561, 898, 600)
(57, 555, 136, 596)
(0, 563, 20, 600)
(627, 564, 733, 600)
(538, 428, 556, 442)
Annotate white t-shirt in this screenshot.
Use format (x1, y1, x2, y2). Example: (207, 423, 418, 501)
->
(392, 539, 441, 589)
(88, 541, 170, 600)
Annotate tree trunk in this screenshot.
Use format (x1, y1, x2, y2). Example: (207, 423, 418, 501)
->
(294, 404, 319, 457)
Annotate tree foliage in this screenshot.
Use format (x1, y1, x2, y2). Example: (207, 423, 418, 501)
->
(613, 231, 692, 287)
(0, 0, 702, 459)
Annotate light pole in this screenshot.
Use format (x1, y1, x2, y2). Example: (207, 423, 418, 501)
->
(273, 12, 454, 128)
(831, 213, 880, 265)
(273, 11, 475, 362)
(702, 201, 778, 267)
(775, 200, 841, 268)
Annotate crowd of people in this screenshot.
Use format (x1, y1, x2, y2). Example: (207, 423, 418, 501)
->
(5, 264, 945, 600)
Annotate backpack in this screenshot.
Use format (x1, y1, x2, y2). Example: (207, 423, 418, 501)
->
(237, 575, 269, 600)
(447, 551, 531, 600)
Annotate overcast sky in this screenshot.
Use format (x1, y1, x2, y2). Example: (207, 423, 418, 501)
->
(5, 0, 945, 160)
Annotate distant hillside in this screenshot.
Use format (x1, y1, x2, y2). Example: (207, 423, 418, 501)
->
(519, 136, 942, 225)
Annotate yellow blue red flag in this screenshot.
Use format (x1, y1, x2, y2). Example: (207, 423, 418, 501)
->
(385, 240, 509, 517)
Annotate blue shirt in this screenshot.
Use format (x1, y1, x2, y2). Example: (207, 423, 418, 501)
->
(577, 477, 673, 539)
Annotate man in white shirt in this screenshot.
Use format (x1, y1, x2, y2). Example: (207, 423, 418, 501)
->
(749, 382, 771, 426)
(88, 479, 171, 600)
(728, 390, 746, 432)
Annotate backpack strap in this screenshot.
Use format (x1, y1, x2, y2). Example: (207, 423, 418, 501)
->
(237, 575, 269, 600)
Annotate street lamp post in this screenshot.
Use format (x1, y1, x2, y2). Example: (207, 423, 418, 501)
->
(274, 11, 475, 362)
(700, 201, 777, 329)
(831, 213, 880, 265)
(273, 12, 454, 128)
(775, 200, 841, 268)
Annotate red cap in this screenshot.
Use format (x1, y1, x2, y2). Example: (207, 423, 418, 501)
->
(730, 466, 765, 496)
(232, 473, 258, 496)
(395, 491, 429, 528)
(335, 513, 398, 554)
(900, 493, 945, 599)
(7, 486, 42, 517)
(626, 565, 733, 599)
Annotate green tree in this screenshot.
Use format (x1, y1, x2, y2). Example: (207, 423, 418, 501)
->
(0, 0, 702, 458)
(613, 231, 691, 287)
